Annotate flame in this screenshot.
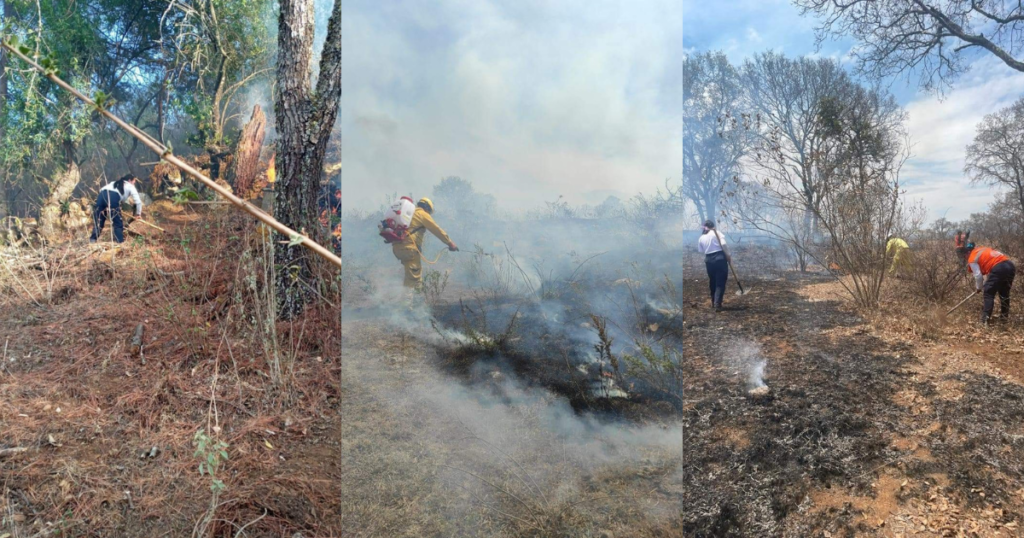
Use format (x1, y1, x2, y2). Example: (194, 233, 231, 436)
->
(267, 154, 276, 184)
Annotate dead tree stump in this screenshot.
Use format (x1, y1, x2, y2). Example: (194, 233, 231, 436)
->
(233, 105, 267, 199)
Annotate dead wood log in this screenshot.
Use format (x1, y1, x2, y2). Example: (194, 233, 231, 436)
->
(130, 323, 145, 363)
(233, 105, 267, 199)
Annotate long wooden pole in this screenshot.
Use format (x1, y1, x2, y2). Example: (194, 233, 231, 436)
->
(0, 40, 342, 270)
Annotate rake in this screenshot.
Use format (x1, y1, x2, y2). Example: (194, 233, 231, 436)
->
(712, 229, 750, 296)
(946, 290, 979, 317)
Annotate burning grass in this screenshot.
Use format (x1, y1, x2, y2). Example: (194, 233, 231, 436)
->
(0, 207, 340, 537)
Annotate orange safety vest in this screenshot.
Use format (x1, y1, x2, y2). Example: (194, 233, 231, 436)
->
(967, 246, 1009, 275)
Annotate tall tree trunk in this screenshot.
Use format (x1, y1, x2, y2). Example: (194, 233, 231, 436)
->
(158, 63, 168, 143)
(0, 0, 10, 143)
(233, 104, 266, 199)
(0, 0, 9, 219)
(274, 0, 341, 319)
(210, 52, 227, 147)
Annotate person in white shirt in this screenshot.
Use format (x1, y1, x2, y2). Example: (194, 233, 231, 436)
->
(89, 174, 143, 243)
(697, 219, 731, 311)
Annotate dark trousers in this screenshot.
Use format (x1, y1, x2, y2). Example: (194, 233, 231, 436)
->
(983, 260, 1015, 321)
(90, 190, 124, 243)
(705, 251, 728, 308)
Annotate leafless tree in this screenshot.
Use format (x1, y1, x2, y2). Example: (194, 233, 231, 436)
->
(727, 177, 816, 271)
(683, 51, 751, 223)
(965, 97, 1024, 216)
(794, 0, 1024, 92)
(810, 82, 913, 307)
(733, 53, 851, 270)
(729, 52, 914, 306)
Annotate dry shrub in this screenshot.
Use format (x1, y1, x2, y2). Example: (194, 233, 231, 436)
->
(902, 237, 965, 303)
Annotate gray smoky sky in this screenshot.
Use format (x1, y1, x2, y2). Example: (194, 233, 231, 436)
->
(342, 0, 682, 210)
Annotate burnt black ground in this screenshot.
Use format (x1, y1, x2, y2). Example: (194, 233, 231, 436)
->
(683, 274, 1024, 537)
(427, 282, 684, 423)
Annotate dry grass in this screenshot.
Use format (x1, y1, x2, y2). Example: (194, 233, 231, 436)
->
(0, 205, 339, 537)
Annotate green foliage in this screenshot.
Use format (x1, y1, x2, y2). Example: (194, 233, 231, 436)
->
(172, 187, 200, 205)
(192, 429, 229, 493)
(621, 344, 678, 377)
(620, 342, 682, 404)
(179, 92, 216, 148)
(420, 268, 450, 305)
(38, 55, 59, 77)
(169, 0, 275, 148)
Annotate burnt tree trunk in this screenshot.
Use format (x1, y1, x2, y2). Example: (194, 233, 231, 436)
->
(233, 104, 267, 199)
(273, 0, 341, 319)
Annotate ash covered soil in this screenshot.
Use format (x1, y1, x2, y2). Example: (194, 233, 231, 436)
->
(683, 273, 1024, 537)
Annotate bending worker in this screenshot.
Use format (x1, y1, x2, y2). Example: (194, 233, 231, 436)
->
(90, 174, 143, 243)
(697, 219, 729, 312)
(957, 238, 1016, 325)
(886, 236, 910, 278)
(393, 197, 458, 289)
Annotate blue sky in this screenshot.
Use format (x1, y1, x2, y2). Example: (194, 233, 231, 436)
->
(684, 0, 1024, 223)
(342, 0, 682, 211)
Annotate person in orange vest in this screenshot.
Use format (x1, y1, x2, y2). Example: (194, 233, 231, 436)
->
(956, 234, 1016, 325)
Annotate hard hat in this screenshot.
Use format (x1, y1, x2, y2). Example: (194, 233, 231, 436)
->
(418, 197, 434, 213)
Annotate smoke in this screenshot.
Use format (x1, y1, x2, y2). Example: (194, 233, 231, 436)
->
(749, 358, 767, 389)
(344, 277, 680, 487)
(415, 360, 682, 461)
(722, 339, 769, 390)
(340, 0, 681, 210)
(341, 168, 683, 529)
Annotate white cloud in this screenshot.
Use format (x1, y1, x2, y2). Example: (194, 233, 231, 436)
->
(901, 57, 1024, 222)
(745, 27, 762, 43)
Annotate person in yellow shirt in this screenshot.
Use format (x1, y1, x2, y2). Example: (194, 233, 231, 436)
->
(393, 197, 458, 288)
(886, 236, 910, 278)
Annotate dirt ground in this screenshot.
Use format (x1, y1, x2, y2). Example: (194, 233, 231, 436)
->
(684, 268, 1024, 537)
(0, 203, 341, 537)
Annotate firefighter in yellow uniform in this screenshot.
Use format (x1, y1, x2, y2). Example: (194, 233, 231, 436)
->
(886, 236, 910, 278)
(393, 197, 459, 288)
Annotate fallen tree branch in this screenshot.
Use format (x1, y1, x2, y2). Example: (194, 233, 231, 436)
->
(0, 446, 30, 457)
(130, 218, 166, 233)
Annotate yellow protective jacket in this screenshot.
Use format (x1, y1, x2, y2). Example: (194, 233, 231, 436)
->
(886, 237, 910, 273)
(886, 237, 908, 255)
(394, 207, 452, 254)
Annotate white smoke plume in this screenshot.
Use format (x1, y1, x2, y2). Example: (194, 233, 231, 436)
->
(722, 339, 769, 390)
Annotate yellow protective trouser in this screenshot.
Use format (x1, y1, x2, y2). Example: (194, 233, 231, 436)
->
(393, 243, 422, 288)
(889, 251, 909, 274)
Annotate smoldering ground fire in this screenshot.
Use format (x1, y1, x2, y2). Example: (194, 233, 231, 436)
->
(340, 183, 684, 534)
